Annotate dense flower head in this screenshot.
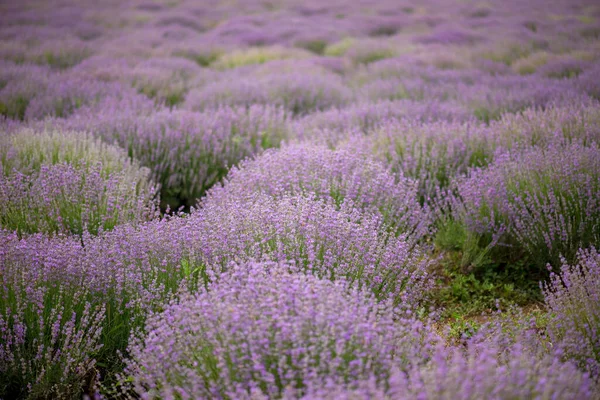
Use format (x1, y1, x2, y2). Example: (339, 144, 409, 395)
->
(206, 144, 431, 240)
(543, 248, 600, 379)
(451, 141, 600, 267)
(0, 128, 159, 235)
(122, 262, 435, 399)
(194, 193, 433, 306)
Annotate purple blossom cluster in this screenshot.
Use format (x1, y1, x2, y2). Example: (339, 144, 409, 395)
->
(0, 231, 106, 398)
(122, 263, 593, 399)
(1, 0, 600, 397)
(206, 144, 431, 240)
(451, 141, 600, 267)
(55, 105, 290, 208)
(0, 129, 158, 235)
(122, 262, 434, 399)
(543, 248, 600, 378)
(342, 118, 494, 201)
(296, 333, 593, 399)
(195, 193, 433, 305)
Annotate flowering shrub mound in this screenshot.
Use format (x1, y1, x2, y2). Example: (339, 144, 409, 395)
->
(450, 141, 600, 268)
(207, 144, 431, 240)
(56, 105, 289, 209)
(195, 194, 432, 306)
(0, 129, 158, 235)
(122, 262, 434, 399)
(0, 0, 599, 398)
(185, 70, 352, 115)
(297, 332, 593, 399)
(543, 248, 600, 379)
(343, 118, 494, 202)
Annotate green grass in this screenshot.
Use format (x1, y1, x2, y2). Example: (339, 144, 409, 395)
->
(431, 221, 544, 321)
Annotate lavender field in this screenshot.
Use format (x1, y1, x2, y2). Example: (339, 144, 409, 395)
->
(1, 0, 599, 398)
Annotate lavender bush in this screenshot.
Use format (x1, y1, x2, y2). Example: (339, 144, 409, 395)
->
(449, 142, 600, 268)
(126, 57, 204, 107)
(0, 231, 105, 399)
(543, 248, 600, 379)
(0, 129, 158, 235)
(0, 215, 200, 398)
(297, 338, 592, 400)
(343, 118, 493, 202)
(24, 78, 140, 121)
(294, 99, 473, 147)
(122, 262, 434, 399)
(184, 70, 351, 115)
(0, 62, 50, 120)
(194, 193, 433, 306)
(56, 105, 289, 208)
(206, 144, 431, 240)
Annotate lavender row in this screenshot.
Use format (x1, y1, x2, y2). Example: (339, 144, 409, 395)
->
(0, 128, 158, 235)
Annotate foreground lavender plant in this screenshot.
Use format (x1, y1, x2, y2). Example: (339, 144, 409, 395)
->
(206, 144, 431, 240)
(0, 216, 199, 398)
(194, 193, 433, 306)
(55, 105, 289, 208)
(121, 262, 434, 399)
(543, 248, 600, 379)
(0, 231, 105, 399)
(449, 141, 600, 269)
(295, 332, 592, 399)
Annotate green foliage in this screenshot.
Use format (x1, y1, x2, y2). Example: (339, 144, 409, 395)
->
(213, 46, 310, 70)
(0, 96, 30, 121)
(295, 39, 328, 55)
(433, 221, 544, 319)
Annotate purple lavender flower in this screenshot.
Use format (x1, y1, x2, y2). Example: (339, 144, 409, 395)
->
(206, 144, 431, 240)
(0, 128, 159, 235)
(451, 141, 600, 268)
(543, 248, 600, 378)
(194, 193, 433, 306)
(53, 104, 289, 209)
(122, 262, 434, 399)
